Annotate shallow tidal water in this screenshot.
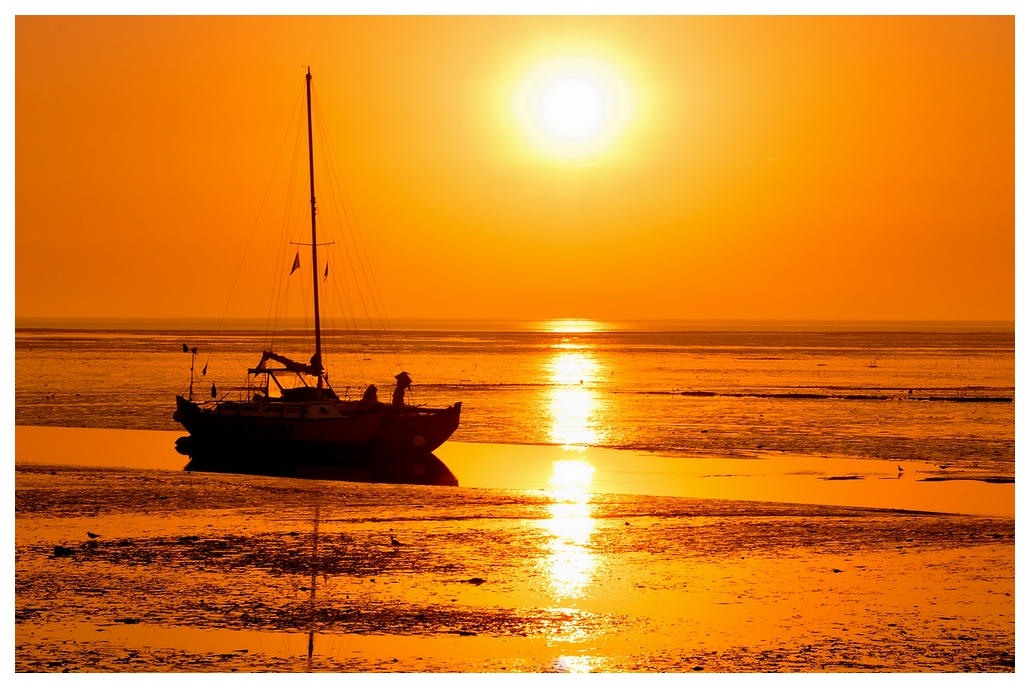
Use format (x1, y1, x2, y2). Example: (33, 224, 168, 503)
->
(13, 321, 1016, 672)
(15, 323, 1015, 472)
(15, 462, 1015, 672)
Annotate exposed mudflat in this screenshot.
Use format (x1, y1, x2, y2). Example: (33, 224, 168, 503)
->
(15, 464, 1015, 672)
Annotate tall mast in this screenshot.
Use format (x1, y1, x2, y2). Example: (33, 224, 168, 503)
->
(305, 67, 323, 387)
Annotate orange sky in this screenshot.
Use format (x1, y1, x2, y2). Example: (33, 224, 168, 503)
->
(15, 16, 1014, 323)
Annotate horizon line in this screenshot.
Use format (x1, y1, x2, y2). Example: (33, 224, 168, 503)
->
(13, 316, 1016, 334)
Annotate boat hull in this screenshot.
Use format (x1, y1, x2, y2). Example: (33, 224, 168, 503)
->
(372, 403, 463, 455)
(173, 396, 461, 486)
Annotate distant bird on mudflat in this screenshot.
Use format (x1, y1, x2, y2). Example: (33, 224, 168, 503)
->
(897, 465, 904, 472)
(390, 536, 402, 547)
(939, 465, 949, 470)
(87, 531, 100, 539)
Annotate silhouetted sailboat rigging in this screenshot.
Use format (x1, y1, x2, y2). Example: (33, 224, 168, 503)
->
(173, 68, 461, 486)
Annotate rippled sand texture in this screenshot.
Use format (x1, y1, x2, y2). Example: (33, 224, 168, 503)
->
(15, 327, 1014, 472)
(15, 465, 1015, 672)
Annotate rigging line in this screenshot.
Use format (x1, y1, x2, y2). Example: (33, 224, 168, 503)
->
(322, 252, 332, 380)
(319, 188, 369, 386)
(314, 106, 398, 362)
(313, 193, 344, 379)
(285, 196, 312, 333)
(312, 85, 402, 363)
(275, 197, 313, 348)
(328, 254, 372, 385)
(322, 245, 338, 383)
(280, 272, 292, 360)
(269, 114, 311, 350)
(277, 106, 309, 346)
(306, 90, 390, 388)
(312, 144, 371, 389)
(266, 99, 307, 351)
(209, 86, 304, 362)
(309, 92, 401, 370)
(299, 257, 310, 352)
(324, 132, 403, 378)
(310, 93, 399, 371)
(277, 111, 310, 346)
(309, 105, 395, 369)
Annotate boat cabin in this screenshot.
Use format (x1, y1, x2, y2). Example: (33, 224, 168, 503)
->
(248, 350, 338, 402)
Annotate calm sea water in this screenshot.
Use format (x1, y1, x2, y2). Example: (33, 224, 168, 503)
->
(15, 322, 1014, 472)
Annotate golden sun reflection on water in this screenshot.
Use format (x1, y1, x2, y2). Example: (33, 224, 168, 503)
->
(543, 459, 597, 605)
(541, 319, 605, 333)
(554, 655, 598, 673)
(542, 344, 604, 606)
(547, 349, 606, 448)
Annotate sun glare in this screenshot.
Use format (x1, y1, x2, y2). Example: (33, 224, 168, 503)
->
(550, 459, 596, 488)
(538, 319, 610, 333)
(516, 57, 632, 159)
(538, 76, 607, 142)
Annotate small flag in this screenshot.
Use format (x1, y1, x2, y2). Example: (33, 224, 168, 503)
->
(290, 252, 301, 275)
(201, 363, 208, 376)
(211, 384, 217, 399)
(323, 262, 329, 281)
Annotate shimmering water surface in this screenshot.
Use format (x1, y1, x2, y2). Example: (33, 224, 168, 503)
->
(14, 321, 1015, 672)
(15, 321, 1015, 472)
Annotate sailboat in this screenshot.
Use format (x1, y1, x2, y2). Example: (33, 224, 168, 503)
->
(173, 69, 461, 486)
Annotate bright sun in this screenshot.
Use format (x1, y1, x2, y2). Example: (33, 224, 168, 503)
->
(516, 57, 632, 158)
(538, 76, 608, 142)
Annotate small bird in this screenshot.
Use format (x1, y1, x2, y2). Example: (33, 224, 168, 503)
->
(87, 531, 100, 539)
(939, 464, 949, 470)
(390, 536, 402, 547)
(897, 465, 904, 472)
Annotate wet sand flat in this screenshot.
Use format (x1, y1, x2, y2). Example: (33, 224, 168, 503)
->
(15, 460, 1015, 672)
(16, 425, 1016, 517)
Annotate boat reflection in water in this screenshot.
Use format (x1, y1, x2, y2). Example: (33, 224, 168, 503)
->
(305, 506, 321, 672)
(179, 436, 459, 487)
